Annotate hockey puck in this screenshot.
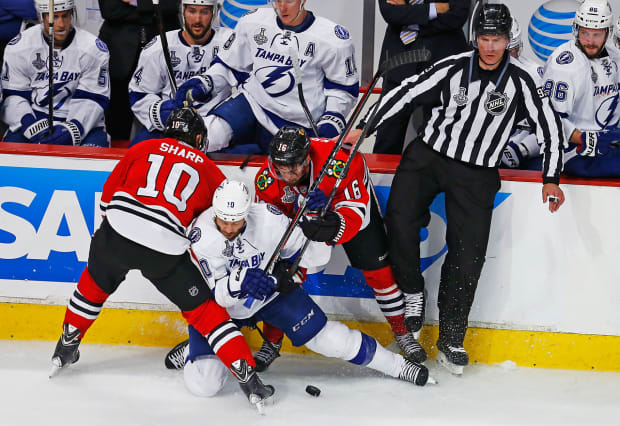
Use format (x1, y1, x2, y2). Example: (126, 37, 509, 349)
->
(305, 385, 321, 397)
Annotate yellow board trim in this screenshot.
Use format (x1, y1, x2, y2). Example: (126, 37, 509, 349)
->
(2, 303, 618, 372)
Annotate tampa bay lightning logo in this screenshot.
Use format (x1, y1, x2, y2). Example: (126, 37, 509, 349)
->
(95, 39, 108, 53)
(34, 82, 72, 109)
(595, 95, 619, 129)
(334, 25, 349, 40)
(255, 65, 295, 97)
(189, 227, 202, 243)
(556, 51, 573, 65)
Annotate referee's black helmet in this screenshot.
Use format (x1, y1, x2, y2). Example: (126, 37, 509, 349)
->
(473, 3, 512, 42)
(269, 126, 311, 166)
(164, 106, 207, 151)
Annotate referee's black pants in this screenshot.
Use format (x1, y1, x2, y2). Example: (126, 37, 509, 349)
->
(385, 139, 500, 346)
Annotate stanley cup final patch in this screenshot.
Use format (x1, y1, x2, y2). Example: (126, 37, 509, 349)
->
(484, 90, 510, 116)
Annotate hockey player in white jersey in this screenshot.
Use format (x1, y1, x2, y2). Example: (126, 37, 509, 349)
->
(173, 180, 432, 399)
(501, 17, 544, 169)
(540, 0, 620, 177)
(0, 0, 110, 147)
(128, 0, 233, 146)
(615, 17, 620, 47)
(172, 0, 359, 153)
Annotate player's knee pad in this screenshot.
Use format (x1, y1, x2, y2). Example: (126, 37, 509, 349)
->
(184, 355, 228, 398)
(204, 115, 233, 152)
(305, 321, 362, 361)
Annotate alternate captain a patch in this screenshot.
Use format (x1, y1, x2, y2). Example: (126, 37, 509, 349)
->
(326, 159, 346, 178)
(256, 168, 274, 191)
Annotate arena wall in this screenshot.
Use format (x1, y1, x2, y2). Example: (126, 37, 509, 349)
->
(1, 143, 618, 372)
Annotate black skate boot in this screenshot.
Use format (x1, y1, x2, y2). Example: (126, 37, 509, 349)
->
(253, 337, 282, 372)
(436, 339, 469, 375)
(165, 339, 189, 370)
(230, 359, 275, 414)
(394, 332, 427, 363)
(404, 290, 425, 339)
(49, 324, 81, 378)
(398, 359, 432, 386)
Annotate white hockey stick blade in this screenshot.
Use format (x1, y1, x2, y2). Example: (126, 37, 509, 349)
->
(437, 352, 464, 376)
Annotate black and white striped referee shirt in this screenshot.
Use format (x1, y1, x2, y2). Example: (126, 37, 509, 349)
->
(368, 51, 565, 184)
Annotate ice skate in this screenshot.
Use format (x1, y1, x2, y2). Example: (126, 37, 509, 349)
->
(398, 358, 435, 386)
(165, 339, 189, 370)
(437, 340, 469, 376)
(404, 291, 425, 339)
(230, 359, 275, 414)
(394, 332, 427, 363)
(253, 337, 282, 372)
(49, 324, 81, 378)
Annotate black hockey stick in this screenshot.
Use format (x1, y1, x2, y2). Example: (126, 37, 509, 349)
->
(289, 47, 319, 136)
(153, 0, 177, 97)
(47, 0, 55, 135)
(264, 49, 431, 274)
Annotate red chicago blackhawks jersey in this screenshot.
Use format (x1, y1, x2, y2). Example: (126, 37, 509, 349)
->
(101, 138, 226, 255)
(254, 139, 371, 244)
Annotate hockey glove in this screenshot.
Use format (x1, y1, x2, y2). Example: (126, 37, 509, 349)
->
(500, 141, 525, 168)
(272, 260, 306, 293)
(577, 128, 620, 157)
(240, 268, 277, 301)
(20, 114, 49, 143)
(174, 75, 213, 107)
(300, 210, 343, 243)
(38, 121, 82, 146)
(317, 113, 346, 138)
(295, 188, 331, 213)
(149, 99, 176, 131)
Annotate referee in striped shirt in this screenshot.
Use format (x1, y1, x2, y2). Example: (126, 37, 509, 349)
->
(350, 3, 566, 373)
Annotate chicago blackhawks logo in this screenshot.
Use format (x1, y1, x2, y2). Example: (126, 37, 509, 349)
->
(484, 90, 510, 116)
(256, 169, 273, 191)
(326, 159, 346, 178)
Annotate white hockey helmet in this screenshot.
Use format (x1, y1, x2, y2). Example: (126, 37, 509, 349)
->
(508, 17, 522, 52)
(213, 180, 251, 223)
(573, 0, 613, 35)
(35, 0, 76, 20)
(181, 0, 219, 28)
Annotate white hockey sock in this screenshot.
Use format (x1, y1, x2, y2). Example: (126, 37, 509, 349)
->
(366, 343, 404, 378)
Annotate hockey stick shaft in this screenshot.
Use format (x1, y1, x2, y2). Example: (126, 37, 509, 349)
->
(48, 0, 55, 135)
(265, 49, 431, 273)
(153, 0, 177, 97)
(289, 48, 319, 136)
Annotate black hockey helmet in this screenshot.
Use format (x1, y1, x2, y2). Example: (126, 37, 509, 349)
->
(472, 3, 512, 46)
(163, 106, 207, 151)
(269, 126, 311, 166)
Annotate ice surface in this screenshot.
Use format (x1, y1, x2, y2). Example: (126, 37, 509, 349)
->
(1, 340, 618, 426)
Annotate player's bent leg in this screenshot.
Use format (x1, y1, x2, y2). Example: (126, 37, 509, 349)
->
(203, 114, 234, 152)
(81, 127, 110, 148)
(184, 355, 229, 397)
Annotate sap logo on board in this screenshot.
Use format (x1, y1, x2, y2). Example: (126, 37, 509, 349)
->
(219, 0, 269, 29)
(0, 166, 108, 282)
(528, 0, 578, 62)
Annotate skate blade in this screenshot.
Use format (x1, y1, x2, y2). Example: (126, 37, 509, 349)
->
(249, 394, 272, 415)
(412, 330, 421, 340)
(427, 376, 438, 385)
(437, 352, 464, 376)
(49, 358, 63, 378)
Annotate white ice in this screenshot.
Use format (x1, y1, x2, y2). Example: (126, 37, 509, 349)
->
(1, 340, 618, 426)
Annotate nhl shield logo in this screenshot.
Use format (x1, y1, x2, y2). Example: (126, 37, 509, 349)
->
(484, 90, 510, 116)
(453, 87, 468, 106)
(32, 53, 45, 70)
(254, 28, 268, 45)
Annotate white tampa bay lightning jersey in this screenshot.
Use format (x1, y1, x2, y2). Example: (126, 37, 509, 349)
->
(516, 54, 543, 85)
(543, 40, 620, 142)
(129, 28, 233, 132)
(207, 7, 359, 134)
(189, 203, 331, 319)
(0, 25, 109, 134)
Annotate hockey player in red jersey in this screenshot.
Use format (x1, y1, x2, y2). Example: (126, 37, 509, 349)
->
(49, 107, 274, 410)
(251, 126, 425, 369)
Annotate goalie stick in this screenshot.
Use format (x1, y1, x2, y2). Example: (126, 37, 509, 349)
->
(153, 0, 177, 97)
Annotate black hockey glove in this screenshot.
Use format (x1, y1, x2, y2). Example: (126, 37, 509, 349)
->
(273, 260, 306, 293)
(300, 211, 342, 243)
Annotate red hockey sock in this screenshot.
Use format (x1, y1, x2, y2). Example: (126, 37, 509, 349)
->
(63, 267, 110, 338)
(262, 322, 285, 343)
(183, 299, 256, 369)
(362, 266, 408, 335)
